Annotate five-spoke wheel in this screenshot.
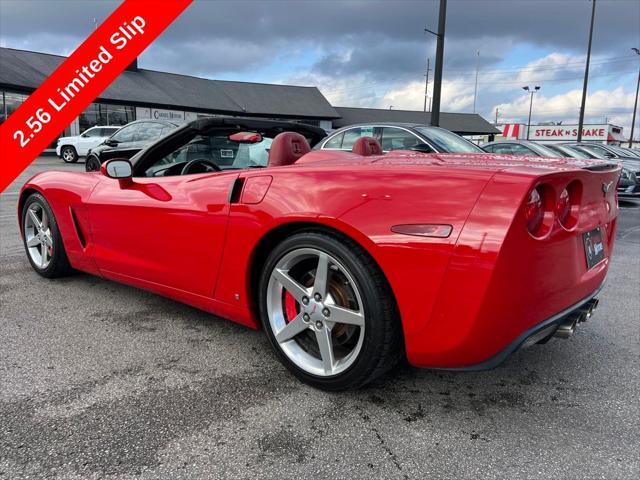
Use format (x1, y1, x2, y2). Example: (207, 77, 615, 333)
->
(24, 202, 54, 269)
(260, 231, 402, 390)
(21, 193, 72, 278)
(267, 247, 365, 377)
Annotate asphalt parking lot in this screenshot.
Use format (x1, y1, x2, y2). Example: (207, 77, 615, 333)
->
(1, 156, 638, 480)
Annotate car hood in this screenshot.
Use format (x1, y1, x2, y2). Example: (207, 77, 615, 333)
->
(296, 150, 617, 174)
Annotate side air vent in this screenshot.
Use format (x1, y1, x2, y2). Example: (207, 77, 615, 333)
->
(69, 207, 87, 248)
(228, 177, 245, 204)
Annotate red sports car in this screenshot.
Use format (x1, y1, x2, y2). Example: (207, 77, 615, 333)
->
(18, 117, 620, 390)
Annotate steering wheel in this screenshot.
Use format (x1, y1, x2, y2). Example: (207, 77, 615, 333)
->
(180, 158, 221, 175)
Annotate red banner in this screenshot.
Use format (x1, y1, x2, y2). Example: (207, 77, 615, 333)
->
(0, 0, 192, 192)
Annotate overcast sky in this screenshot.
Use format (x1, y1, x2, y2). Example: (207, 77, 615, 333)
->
(1, 0, 639, 133)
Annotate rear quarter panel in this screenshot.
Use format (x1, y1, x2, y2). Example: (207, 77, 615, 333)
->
(215, 165, 495, 335)
(413, 166, 620, 367)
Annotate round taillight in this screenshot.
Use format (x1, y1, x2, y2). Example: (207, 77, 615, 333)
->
(558, 180, 582, 230)
(525, 187, 544, 234)
(556, 188, 571, 225)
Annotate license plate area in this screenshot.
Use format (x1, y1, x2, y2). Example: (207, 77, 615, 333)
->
(583, 227, 606, 269)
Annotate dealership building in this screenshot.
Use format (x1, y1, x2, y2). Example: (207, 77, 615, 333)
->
(0, 47, 499, 148)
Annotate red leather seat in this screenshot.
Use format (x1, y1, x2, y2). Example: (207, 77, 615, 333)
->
(352, 137, 383, 156)
(268, 132, 311, 167)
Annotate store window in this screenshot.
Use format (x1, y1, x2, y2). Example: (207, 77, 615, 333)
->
(2, 91, 28, 123)
(78, 103, 135, 132)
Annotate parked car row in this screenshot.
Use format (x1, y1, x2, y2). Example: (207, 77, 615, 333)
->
(56, 120, 180, 170)
(56, 126, 120, 163)
(481, 140, 639, 198)
(57, 117, 639, 199)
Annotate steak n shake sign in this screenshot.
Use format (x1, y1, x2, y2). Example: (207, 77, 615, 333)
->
(500, 123, 625, 143)
(531, 126, 606, 141)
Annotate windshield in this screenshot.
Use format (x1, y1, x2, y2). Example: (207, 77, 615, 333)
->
(570, 145, 607, 159)
(144, 133, 273, 177)
(543, 144, 584, 158)
(529, 143, 564, 158)
(610, 145, 639, 157)
(414, 127, 483, 153)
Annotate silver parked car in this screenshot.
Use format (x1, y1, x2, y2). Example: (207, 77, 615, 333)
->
(317, 123, 484, 154)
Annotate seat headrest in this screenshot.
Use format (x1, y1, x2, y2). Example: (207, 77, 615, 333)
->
(352, 136, 383, 156)
(268, 132, 311, 167)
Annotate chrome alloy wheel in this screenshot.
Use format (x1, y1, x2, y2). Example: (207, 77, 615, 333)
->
(62, 148, 75, 162)
(266, 248, 366, 377)
(24, 203, 54, 269)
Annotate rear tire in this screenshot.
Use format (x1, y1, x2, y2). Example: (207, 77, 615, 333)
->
(258, 230, 403, 390)
(85, 155, 101, 172)
(61, 146, 78, 163)
(22, 193, 72, 278)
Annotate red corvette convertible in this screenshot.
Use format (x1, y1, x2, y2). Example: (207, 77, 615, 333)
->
(19, 118, 620, 390)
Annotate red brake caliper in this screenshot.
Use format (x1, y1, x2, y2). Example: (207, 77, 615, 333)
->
(284, 292, 298, 323)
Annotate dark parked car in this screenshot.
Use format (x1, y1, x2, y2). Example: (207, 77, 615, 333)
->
(482, 141, 639, 199)
(85, 119, 180, 171)
(316, 123, 484, 154)
(563, 142, 640, 164)
(481, 140, 565, 158)
(542, 143, 596, 159)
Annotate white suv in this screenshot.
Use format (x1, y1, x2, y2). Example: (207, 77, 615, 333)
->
(56, 126, 121, 163)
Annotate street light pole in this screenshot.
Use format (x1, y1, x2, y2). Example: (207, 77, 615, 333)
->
(629, 48, 640, 148)
(577, 0, 597, 142)
(523, 86, 540, 140)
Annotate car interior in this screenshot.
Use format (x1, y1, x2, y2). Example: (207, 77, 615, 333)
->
(134, 125, 321, 177)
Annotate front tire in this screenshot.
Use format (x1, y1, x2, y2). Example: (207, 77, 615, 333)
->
(259, 230, 403, 390)
(85, 155, 101, 172)
(60, 146, 78, 163)
(22, 193, 72, 278)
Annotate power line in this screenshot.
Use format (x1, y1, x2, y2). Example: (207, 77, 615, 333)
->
(320, 68, 637, 95)
(445, 55, 631, 75)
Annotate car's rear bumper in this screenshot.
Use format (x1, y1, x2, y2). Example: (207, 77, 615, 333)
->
(437, 283, 604, 371)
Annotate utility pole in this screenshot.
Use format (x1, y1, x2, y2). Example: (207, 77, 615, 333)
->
(629, 48, 640, 148)
(494, 107, 499, 125)
(577, 0, 597, 142)
(473, 50, 480, 113)
(429, 0, 447, 127)
(423, 58, 431, 112)
(523, 86, 540, 140)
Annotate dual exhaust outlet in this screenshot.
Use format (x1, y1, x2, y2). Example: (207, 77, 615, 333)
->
(553, 298, 599, 339)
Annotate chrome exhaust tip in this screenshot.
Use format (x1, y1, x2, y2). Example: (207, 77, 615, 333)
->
(578, 298, 599, 322)
(554, 321, 575, 339)
(554, 313, 581, 339)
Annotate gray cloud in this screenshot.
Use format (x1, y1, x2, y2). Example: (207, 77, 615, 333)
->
(1, 0, 638, 77)
(1, 0, 637, 126)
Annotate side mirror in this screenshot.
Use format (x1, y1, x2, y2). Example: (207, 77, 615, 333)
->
(409, 143, 434, 153)
(105, 138, 119, 147)
(101, 159, 132, 180)
(229, 132, 263, 143)
(80, 132, 88, 138)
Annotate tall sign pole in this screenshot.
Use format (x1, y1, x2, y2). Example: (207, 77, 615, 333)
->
(577, 0, 596, 142)
(430, 0, 447, 127)
(629, 48, 640, 148)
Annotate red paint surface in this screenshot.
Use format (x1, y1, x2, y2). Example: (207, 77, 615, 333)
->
(19, 151, 620, 367)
